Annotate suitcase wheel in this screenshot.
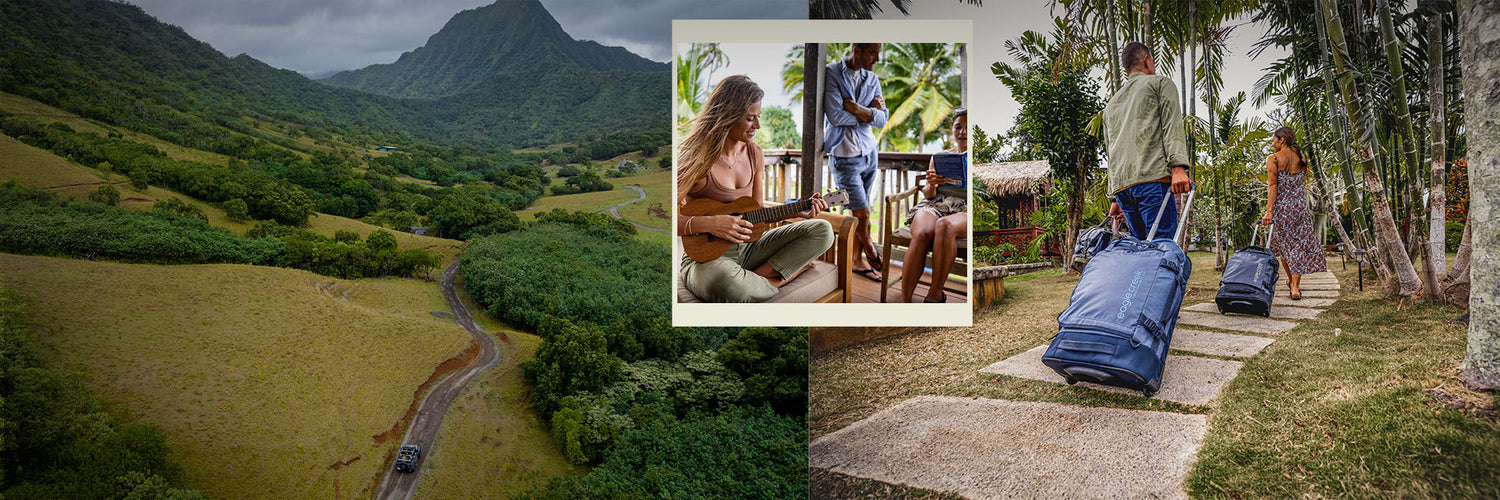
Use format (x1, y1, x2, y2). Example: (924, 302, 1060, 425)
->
(1065, 376, 1078, 385)
(1142, 389, 1156, 398)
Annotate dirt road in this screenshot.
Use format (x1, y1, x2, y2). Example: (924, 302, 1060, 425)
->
(601, 184, 669, 234)
(374, 260, 502, 500)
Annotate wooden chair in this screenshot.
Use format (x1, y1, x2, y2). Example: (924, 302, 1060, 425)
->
(879, 180, 968, 303)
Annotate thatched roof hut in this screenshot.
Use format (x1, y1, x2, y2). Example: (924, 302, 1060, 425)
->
(973, 160, 1051, 198)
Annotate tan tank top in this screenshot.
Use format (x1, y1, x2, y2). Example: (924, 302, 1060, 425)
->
(687, 145, 756, 203)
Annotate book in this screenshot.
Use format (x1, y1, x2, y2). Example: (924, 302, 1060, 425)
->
(931, 152, 968, 189)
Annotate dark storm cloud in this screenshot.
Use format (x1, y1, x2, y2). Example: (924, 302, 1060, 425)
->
(125, 0, 806, 76)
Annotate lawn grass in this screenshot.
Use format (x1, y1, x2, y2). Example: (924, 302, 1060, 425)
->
(0, 253, 473, 499)
(415, 284, 585, 498)
(810, 251, 1500, 497)
(1185, 269, 1499, 498)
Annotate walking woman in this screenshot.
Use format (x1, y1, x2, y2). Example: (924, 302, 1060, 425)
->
(1259, 126, 1327, 299)
(900, 109, 968, 303)
(676, 75, 833, 302)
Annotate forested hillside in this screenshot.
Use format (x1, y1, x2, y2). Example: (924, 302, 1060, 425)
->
(322, 0, 664, 98)
(0, 0, 667, 151)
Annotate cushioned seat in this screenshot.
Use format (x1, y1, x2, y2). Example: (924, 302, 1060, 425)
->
(676, 259, 839, 303)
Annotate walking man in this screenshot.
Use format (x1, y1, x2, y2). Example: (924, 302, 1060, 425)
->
(1103, 41, 1192, 240)
(824, 42, 886, 281)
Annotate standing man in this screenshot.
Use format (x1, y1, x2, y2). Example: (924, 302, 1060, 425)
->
(824, 43, 887, 281)
(1103, 41, 1192, 240)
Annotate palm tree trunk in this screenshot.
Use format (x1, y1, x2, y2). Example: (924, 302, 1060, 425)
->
(1315, 0, 1371, 254)
(1457, 0, 1498, 390)
(1427, 17, 1448, 303)
(1443, 220, 1471, 307)
(1106, 0, 1123, 93)
(1319, 0, 1422, 297)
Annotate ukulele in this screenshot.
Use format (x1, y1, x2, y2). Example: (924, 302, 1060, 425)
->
(680, 190, 852, 263)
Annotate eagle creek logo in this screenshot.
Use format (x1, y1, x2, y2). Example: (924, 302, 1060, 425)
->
(1253, 262, 1265, 283)
(1117, 270, 1147, 319)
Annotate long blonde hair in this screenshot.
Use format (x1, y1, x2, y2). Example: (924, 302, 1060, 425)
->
(677, 75, 763, 204)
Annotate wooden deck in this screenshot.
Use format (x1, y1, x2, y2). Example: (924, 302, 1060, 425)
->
(849, 266, 968, 303)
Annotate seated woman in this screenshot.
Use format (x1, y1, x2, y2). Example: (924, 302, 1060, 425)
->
(676, 75, 834, 303)
(901, 109, 968, 303)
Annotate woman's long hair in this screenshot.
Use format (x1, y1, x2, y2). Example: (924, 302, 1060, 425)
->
(677, 75, 763, 204)
(1273, 126, 1307, 170)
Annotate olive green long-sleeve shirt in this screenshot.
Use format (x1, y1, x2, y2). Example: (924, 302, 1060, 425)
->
(1102, 71, 1189, 199)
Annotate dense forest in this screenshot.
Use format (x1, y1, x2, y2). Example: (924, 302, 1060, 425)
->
(0, 289, 206, 499)
(460, 213, 808, 498)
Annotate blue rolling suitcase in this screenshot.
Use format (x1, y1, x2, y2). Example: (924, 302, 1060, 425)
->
(1042, 191, 1195, 397)
(1216, 224, 1279, 317)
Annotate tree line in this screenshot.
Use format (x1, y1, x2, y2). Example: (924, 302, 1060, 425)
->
(459, 211, 807, 498)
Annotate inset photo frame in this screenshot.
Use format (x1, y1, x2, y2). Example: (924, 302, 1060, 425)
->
(671, 20, 974, 327)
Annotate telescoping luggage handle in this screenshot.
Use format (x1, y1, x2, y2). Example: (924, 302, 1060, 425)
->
(1251, 222, 1275, 247)
(1145, 185, 1196, 242)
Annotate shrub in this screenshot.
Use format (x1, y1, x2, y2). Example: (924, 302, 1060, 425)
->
(88, 184, 121, 206)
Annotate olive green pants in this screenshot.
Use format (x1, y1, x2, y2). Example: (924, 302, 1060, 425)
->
(681, 218, 835, 303)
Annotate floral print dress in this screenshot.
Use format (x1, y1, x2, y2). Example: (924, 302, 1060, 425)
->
(1270, 168, 1328, 275)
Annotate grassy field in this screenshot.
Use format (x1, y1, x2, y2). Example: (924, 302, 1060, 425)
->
(613, 169, 672, 231)
(810, 252, 1500, 497)
(0, 253, 473, 499)
(415, 284, 585, 498)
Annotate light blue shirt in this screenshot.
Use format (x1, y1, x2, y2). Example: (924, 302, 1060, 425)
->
(823, 58, 886, 158)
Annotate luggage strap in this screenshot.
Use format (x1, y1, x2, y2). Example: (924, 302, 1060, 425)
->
(1159, 258, 1181, 275)
(1138, 314, 1164, 344)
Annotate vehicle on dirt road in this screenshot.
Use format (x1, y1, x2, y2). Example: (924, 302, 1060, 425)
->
(394, 444, 421, 473)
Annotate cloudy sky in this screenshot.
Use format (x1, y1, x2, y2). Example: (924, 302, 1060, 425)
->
(126, 0, 806, 77)
(874, 1, 1290, 146)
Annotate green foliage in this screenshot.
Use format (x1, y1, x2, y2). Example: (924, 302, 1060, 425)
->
(460, 222, 664, 331)
(550, 171, 612, 196)
(87, 184, 120, 206)
(426, 186, 521, 240)
(754, 105, 800, 150)
(521, 407, 807, 500)
(533, 208, 637, 240)
(0, 183, 438, 278)
(366, 229, 397, 252)
(555, 165, 582, 177)
(0, 288, 206, 499)
(1446, 221, 1465, 253)
(523, 317, 626, 415)
(151, 197, 206, 221)
(718, 327, 809, 416)
(333, 230, 360, 244)
(221, 198, 250, 222)
(0, 183, 281, 265)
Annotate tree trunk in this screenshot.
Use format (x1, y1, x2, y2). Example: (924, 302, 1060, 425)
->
(1064, 179, 1083, 272)
(1316, 0, 1371, 254)
(1443, 220, 1471, 307)
(1320, 0, 1423, 298)
(1456, 0, 1499, 391)
(1106, 0, 1123, 93)
(1428, 17, 1448, 303)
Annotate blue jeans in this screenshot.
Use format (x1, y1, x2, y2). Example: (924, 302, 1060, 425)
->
(1116, 181, 1177, 241)
(831, 150, 878, 211)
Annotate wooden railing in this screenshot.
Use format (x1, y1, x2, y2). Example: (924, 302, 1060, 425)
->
(761, 149, 934, 248)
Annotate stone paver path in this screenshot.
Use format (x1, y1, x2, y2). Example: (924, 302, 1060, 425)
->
(809, 396, 1208, 500)
(813, 268, 1344, 497)
(980, 345, 1243, 406)
(1183, 302, 1325, 320)
(1177, 311, 1300, 335)
(1171, 328, 1278, 357)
